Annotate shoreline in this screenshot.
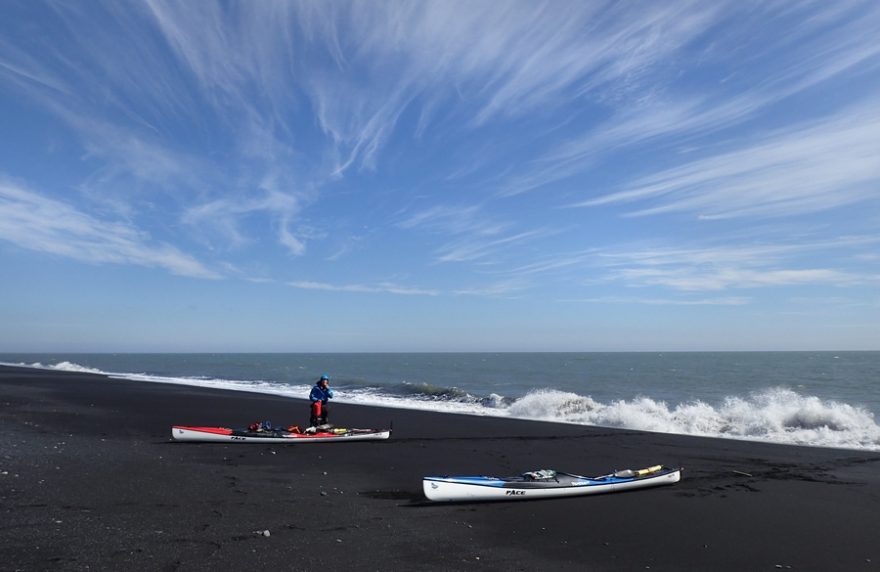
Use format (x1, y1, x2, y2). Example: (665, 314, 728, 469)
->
(3, 359, 877, 454)
(2, 364, 879, 570)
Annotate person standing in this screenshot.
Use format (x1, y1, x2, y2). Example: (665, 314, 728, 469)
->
(309, 374, 334, 427)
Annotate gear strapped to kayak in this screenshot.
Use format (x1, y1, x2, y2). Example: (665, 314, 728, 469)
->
(171, 424, 391, 443)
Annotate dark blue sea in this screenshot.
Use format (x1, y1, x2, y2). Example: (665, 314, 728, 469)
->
(2, 352, 878, 451)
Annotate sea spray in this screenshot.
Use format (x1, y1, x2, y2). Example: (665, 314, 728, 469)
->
(43, 361, 105, 374)
(502, 387, 880, 450)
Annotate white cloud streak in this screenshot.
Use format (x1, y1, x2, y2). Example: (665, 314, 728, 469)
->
(613, 267, 855, 291)
(398, 205, 504, 236)
(565, 296, 751, 306)
(435, 229, 551, 264)
(278, 0, 726, 179)
(288, 280, 438, 296)
(398, 203, 552, 265)
(1, 1, 313, 257)
(350, 1, 720, 124)
(0, 178, 218, 279)
(573, 101, 880, 219)
(501, 2, 880, 197)
(593, 238, 877, 291)
(452, 278, 531, 298)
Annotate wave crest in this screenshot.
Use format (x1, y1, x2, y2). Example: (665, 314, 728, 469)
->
(51, 361, 105, 374)
(505, 387, 880, 450)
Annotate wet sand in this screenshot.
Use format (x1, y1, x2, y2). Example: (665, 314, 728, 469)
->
(1, 364, 878, 571)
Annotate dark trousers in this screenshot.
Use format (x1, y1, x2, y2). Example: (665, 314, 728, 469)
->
(310, 401, 329, 426)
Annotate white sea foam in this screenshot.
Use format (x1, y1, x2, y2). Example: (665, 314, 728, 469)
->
(484, 393, 507, 408)
(116, 372, 314, 402)
(3, 361, 878, 451)
(503, 387, 880, 451)
(52, 361, 106, 374)
(2, 360, 106, 374)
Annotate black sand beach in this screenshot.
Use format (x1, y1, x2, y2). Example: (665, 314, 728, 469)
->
(1, 365, 878, 571)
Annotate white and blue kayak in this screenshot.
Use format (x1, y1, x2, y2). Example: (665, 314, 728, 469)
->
(423, 465, 681, 502)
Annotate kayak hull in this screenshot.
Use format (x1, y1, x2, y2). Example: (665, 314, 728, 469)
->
(423, 466, 681, 502)
(171, 425, 391, 443)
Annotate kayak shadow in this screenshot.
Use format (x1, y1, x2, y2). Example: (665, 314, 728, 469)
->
(358, 490, 485, 507)
(359, 490, 427, 504)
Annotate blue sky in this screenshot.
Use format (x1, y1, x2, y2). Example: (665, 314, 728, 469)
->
(1, 1, 878, 352)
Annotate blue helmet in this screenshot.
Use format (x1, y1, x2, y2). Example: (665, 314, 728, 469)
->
(319, 374, 330, 381)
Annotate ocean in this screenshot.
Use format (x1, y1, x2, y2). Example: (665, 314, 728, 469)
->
(2, 352, 878, 452)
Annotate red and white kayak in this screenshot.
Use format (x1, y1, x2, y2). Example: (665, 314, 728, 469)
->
(171, 425, 391, 443)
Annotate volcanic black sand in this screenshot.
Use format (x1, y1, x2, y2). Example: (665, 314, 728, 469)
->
(1, 365, 878, 571)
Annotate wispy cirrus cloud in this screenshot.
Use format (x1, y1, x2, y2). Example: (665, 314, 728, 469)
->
(563, 295, 751, 306)
(574, 100, 880, 218)
(0, 2, 313, 256)
(182, 189, 305, 254)
(613, 267, 856, 291)
(288, 280, 438, 296)
(291, 277, 534, 299)
(2, 1, 878, 302)
(504, 251, 598, 278)
(0, 55, 74, 98)
(0, 178, 218, 279)
(787, 296, 866, 307)
(142, 0, 304, 127)
(397, 203, 555, 264)
(308, 77, 415, 176)
(479, 235, 879, 293)
(500, 2, 880, 197)
(56, 111, 209, 197)
(47, 105, 312, 257)
(286, 0, 724, 177)
(452, 1, 719, 125)
(397, 205, 505, 236)
(435, 229, 552, 264)
(0, 1, 199, 127)
(452, 279, 530, 298)
(593, 237, 878, 291)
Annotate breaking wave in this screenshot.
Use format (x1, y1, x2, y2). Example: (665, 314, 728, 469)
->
(386, 381, 513, 408)
(505, 388, 880, 451)
(39, 361, 105, 374)
(4, 360, 878, 451)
